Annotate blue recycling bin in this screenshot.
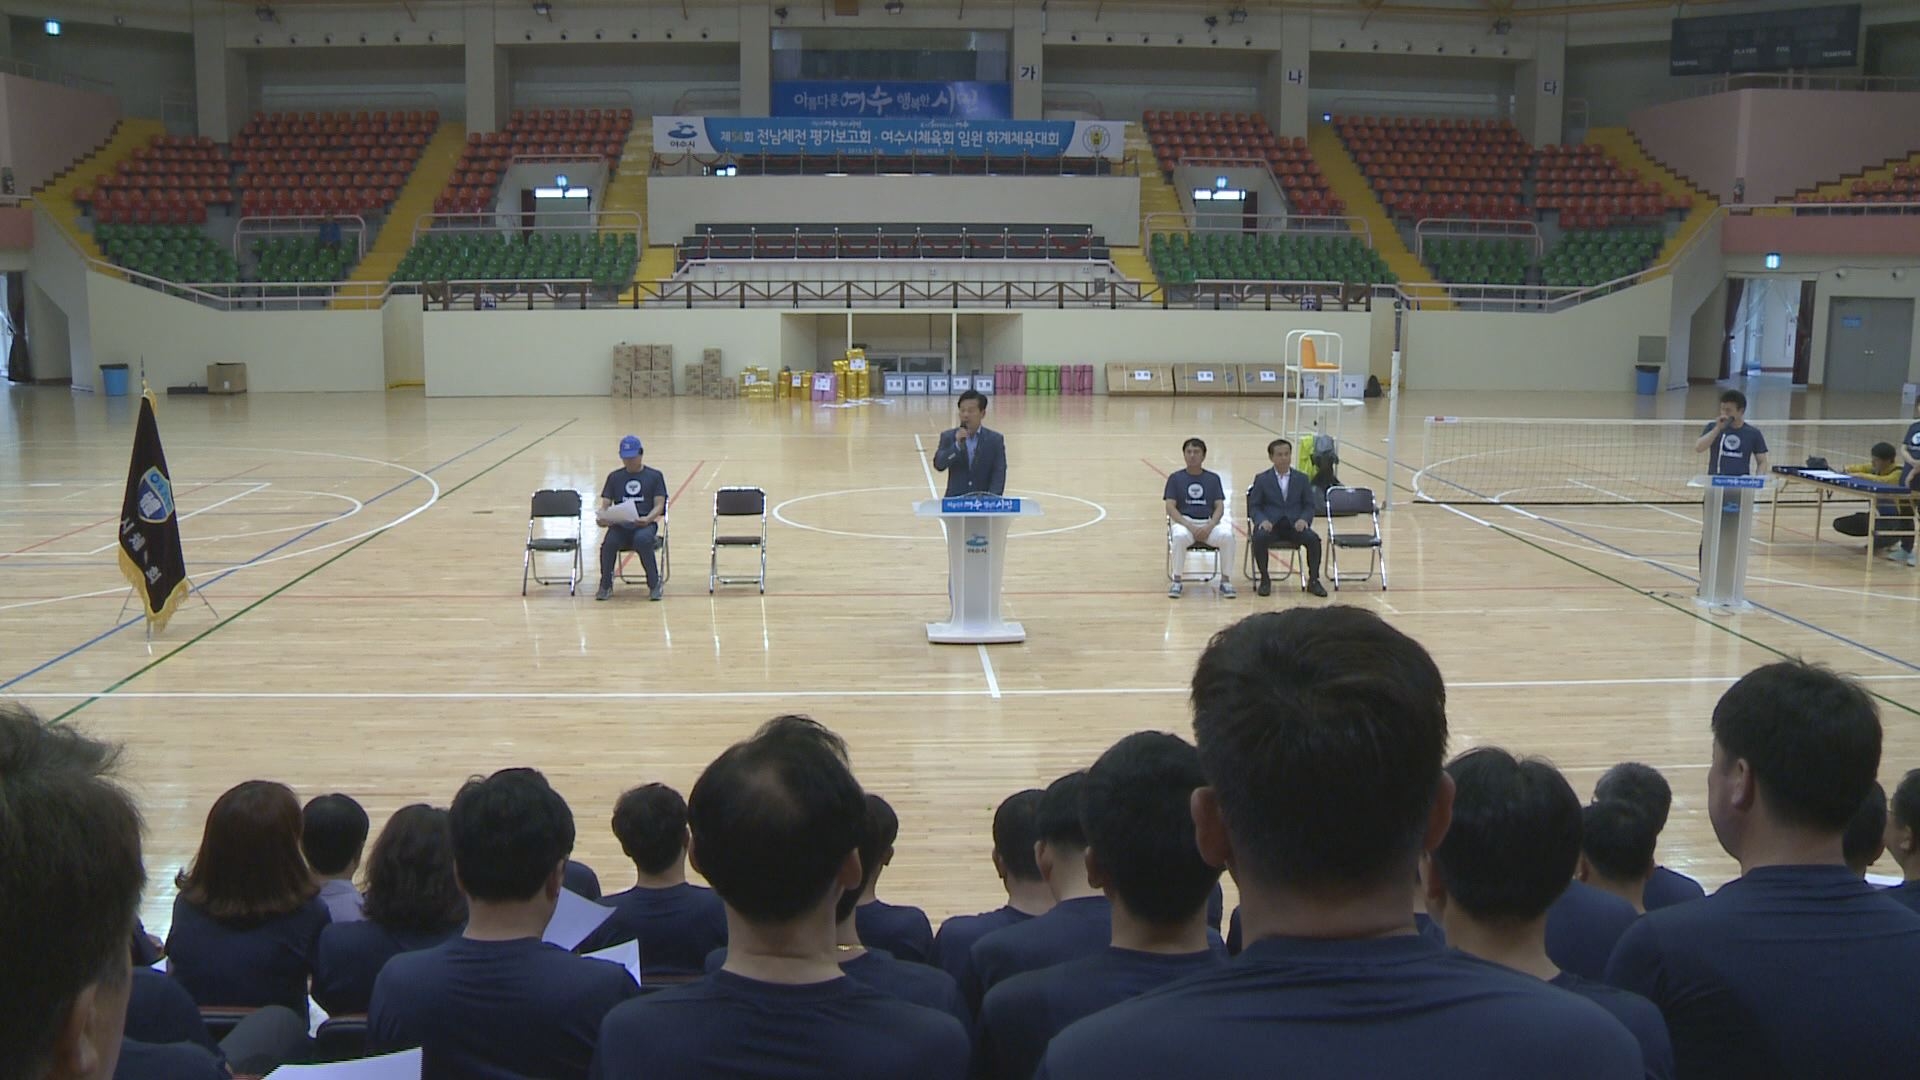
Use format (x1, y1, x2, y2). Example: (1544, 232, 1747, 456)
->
(1634, 364, 1659, 396)
(100, 364, 130, 397)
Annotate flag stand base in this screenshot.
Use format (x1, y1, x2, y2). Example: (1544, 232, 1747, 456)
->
(116, 574, 220, 638)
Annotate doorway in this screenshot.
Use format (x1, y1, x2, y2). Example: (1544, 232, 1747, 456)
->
(1824, 296, 1915, 394)
(1725, 277, 1809, 382)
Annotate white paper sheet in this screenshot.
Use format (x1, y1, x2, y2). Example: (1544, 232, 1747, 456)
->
(583, 938, 643, 987)
(595, 499, 641, 526)
(542, 888, 615, 949)
(1798, 469, 1852, 481)
(263, 1048, 422, 1077)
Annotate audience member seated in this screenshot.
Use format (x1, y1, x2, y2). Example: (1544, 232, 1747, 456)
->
(854, 794, 935, 965)
(1604, 661, 1920, 1077)
(113, 1039, 223, 1080)
(370, 769, 638, 1079)
(576, 783, 727, 972)
(1593, 763, 1706, 909)
(591, 716, 968, 1079)
(0, 703, 146, 1080)
(166, 780, 331, 1014)
(1038, 609, 1644, 1079)
(1426, 747, 1674, 1079)
(123, 963, 308, 1078)
(564, 859, 604, 900)
(977, 732, 1227, 1079)
(966, 772, 1112, 1008)
(313, 804, 467, 1015)
(1579, 800, 1659, 913)
(1831, 442, 1915, 564)
(1844, 781, 1889, 877)
(1229, 879, 1445, 955)
(303, 792, 370, 924)
(1886, 769, 1920, 912)
(1544, 875, 1638, 981)
(929, 789, 1054, 989)
(1166, 437, 1238, 600)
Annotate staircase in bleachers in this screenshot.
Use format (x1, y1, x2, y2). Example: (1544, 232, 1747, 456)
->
(31, 118, 164, 261)
(1586, 127, 1716, 273)
(436, 107, 634, 215)
(337, 122, 467, 308)
(1533, 144, 1685, 228)
(1306, 122, 1440, 302)
(1793, 150, 1920, 206)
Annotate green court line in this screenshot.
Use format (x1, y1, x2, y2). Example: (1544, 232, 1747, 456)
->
(51, 418, 578, 723)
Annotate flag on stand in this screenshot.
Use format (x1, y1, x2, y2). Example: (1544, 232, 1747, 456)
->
(117, 390, 189, 631)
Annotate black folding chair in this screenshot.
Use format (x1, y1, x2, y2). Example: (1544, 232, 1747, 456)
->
(314, 1014, 370, 1062)
(710, 486, 768, 593)
(617, 511, 671, 586)
(523, 489, 582, 596)
(1325, 486, 1386, 590)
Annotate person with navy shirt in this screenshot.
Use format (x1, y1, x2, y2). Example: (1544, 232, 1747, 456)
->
(1884, 769, 1920, 913)
(933, 389, 1008, 497)
(576, 783, 727, 973)
(1545, 877, 1638, 981)
(1038, 609, 1643, 1080)
(1426, 747, 1673, 1080)
(1899, 397, 1920, 482)
(853, 794, 935, 964)
(594, 434, 668, 602)
(313, 804, 466, 1014)
(1604, 661, 1920, 1079)
(591, 716, 968, 1079)
(978, 732, 1227, 1080)
(1594, 763, 1707, 910)
(301, 792, 369, 925)
(930, 790, 1054, 990)
(369, 768, 638, 1079)
(1694, 389, 1770, 478)
(1579, 800, 1660, 913)
(1164, 437, 1236, 599)
(1843, 781, 1888, 877)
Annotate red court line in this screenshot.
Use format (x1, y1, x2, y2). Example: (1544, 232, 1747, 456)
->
(6, 463, 269, 556)
(669, 461, 708, 507)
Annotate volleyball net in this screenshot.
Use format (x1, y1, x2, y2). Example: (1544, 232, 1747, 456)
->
(1409, 416, 1901, 506)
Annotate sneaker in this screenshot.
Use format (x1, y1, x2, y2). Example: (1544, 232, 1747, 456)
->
(649, 584, 665, 601)
(1306, 579, 1329, 597)
(1884, 547, 1905, 562)
(1905, 549, 1918, 567)
(594, 583, 612, 601)
(1218, 580, 1237, 598)
(1168, 581, 1184, 599)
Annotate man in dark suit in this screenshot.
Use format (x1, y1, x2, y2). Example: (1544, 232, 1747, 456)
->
(933, 389, 1007, 497)
(1247, 437, 1327, 597)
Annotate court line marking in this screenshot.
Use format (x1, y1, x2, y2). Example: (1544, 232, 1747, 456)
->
(773, 485, 1109, 542)
(77, 483, 274, 554)
(3, 463, 269, 557)
(977, 645, 1002, 700)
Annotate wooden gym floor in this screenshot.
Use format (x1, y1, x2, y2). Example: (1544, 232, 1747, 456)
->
(3, 378, 1916, 933)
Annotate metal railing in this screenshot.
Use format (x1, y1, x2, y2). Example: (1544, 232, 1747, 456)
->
(1686, 73, 1920, 97)
(1412, 217, 1543, 261)
(232, 214, 369, 260)
(1142, 211, 1374, 250)
(413, 278, 601, 311)
(649, 150, 1134, 178)
(0, 56, 114, 95)
(1757, 199, 1920, 217)
(410, 210, 643, 256)
(676, 226, 1108, 263)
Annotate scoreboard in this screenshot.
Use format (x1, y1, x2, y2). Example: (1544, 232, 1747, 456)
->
(1670, 4, 1861, 76)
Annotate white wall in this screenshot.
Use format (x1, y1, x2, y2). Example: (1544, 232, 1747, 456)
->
(1016, 307, 1377, 392)
(25, 279, 72, 381)
(512, 42, 739, 117)
(647, 176, 1142, 246)
(1039, 45, 1263, 121)
(8, 17, 192, 121)
(1404, 277, 1672, 392)
(1688, 279, 1727, 381)
(1663, 213, 1726, 389)
(0, 73, 119, 190)
(253, 46, 466, 119)
(422, 308, 785, 396)
(1565, 41, 1680, 129)
(383, 298, 424, 386)
(1308, 53, 1513, 119)
(27, 206, 93, 380)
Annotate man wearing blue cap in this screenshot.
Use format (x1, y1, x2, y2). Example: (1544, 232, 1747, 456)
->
(596, 435, 668, 602)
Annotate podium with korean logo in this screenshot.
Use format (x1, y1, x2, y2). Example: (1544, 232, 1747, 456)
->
(1690, 474, 1768, 610)
(914, 496, 1044, 644)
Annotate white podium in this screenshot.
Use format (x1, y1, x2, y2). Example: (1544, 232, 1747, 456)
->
(915, 496, 1044, 644)
(1690, 474, 1768, 610)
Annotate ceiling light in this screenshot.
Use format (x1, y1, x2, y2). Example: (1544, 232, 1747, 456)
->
(532, 1, 552, 16)
(42, 19, 61, 35)
(1227, 7, 1247, 24)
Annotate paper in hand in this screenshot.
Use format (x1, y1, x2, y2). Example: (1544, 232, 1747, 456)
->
(596, 499, 642, 527)
(543, 887, 616, 949)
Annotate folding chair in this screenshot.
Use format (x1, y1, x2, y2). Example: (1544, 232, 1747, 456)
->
(1168, 529, 1221, 585)
(617, 512, 671, 586)
(1325, 486, 1386, 590)
(314, 1015, 370, 1062)
(523, 489, 583, 596)
(1242, 518, 1306, 591)
(710, 486, 768, 593)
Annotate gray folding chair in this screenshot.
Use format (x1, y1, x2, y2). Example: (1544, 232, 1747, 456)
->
(1325, 486, 1386, 590)
(523, 489, 583, 596)
(710, 486, 768, 593)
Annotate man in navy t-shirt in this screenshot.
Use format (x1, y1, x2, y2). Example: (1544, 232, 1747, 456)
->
(1426, 747, 1673, 1079)
(592, 716, 967, 1079)
(1886, 769, 1920, 913)
(1694, 389, 1769, 478)
(930, 789, 1053, 990)
(1604, 661, 1920, 1079)
(1164, 437, 1236, 599)
(1594, 763, 1707, 911)
(853, 794, 935, 964)
(1039, 609, 1643, 1079)
(1578, 799, 1661, 913)
(370, 768, 639, 1079)
(1900, 400, 1920, 481)
(1545, 878, 1638, 981)
(595, 434, 668, 602)
(978, 733, 1227, 1080)
(578, 783, 727, 974)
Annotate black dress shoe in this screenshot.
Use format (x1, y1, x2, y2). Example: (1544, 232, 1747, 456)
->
(1256, 580, 1272, 597)
(1307, 579, 1328, 597)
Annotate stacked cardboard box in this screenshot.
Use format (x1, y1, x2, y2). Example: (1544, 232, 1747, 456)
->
(613, 344, 676, 399)
(740, 366, 774, 401)
(1105, 363, 1174, 395)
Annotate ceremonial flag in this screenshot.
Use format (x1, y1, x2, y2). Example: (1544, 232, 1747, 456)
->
(117, 390, 189, 630)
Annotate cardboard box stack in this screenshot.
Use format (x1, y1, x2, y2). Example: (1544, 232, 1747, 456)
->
(613, 344, 676, 399)
(740, 366, 774, 400)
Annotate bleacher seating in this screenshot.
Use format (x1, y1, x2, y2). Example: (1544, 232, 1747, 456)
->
(232, 110, 434, 217)
(1533, 143, 1685, 228)
(1540, 227, 1662, 288)
(74, 136, 232, 226)
(1335, 115, 1528, 222)
(437, 107, 634, 215)
(250, 236, 357, 284)
(1424, 237, 1529, 287)
(391, 231, 639, 287)
(1796, 163, 1920, 205)
(676, 223, 1109, 264)
(1148, 232, 1393, 286)
(95, 223, 240, 284)
(1142, 110, 1343, 215)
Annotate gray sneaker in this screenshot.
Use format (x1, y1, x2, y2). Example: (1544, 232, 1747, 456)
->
(1218, 579, 1237, 598)
(595, 583, 612, 601)
(649, 584, 665, 601)
(1168, 580, 1184, 599)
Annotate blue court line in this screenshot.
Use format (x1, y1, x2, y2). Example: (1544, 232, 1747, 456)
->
(0, 427, 520, 693)
(1236, 412, 1920, 676)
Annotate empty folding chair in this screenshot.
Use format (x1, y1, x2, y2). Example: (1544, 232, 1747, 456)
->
(1325, 486, 1386, 590)
(710, 486, 768, 594)
(523, 489, 583, 596)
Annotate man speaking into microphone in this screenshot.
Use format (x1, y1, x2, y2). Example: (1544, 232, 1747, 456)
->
(933, 388, 1008, 497)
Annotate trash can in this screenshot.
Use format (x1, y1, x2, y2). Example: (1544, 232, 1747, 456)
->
(100, 364, 130, 397)
(1634, 364, 1660, 396)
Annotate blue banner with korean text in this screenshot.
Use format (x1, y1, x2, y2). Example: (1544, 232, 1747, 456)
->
(653, 116, 1127, 160)
(772, 80, 1011, 120)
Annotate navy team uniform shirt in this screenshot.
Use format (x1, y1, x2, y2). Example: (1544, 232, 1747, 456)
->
(1229, 907, 1443, 955)
(165, 894, 331, 1013)
(591, 970, 969, 1080)
(1037, 934, 1642, 1079)
(600, 468, 667, 515)
(369, 935, 639, 1080)
(977, 946, 1225, 1080)
(1642, 866, 1706, 911)
(1604, 864, 1920, 1080)
(932, 906, 1035, 989)
(701, 946, 969, 1029)
(578, 882, 728, 975)
(312, 920, 461, 1014)
(856, 900, 935, 964)
(1884, 881, 1920, 914)
(114, 1039, 226, 1080)
(1701, 422, 1768, 477)
(1904, 420, 1920, 476)
(1546, 880, 1639, 981)
(967, 896, 1112, 1007)
(125, 969, 221, 1057)
(1551, 972, 1675, 1080)
(1164, 469, 1226, 520)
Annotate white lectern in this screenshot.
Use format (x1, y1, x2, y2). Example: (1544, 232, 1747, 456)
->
(1691, 474, 1767, 611)
(915, 496, 1044, 644)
